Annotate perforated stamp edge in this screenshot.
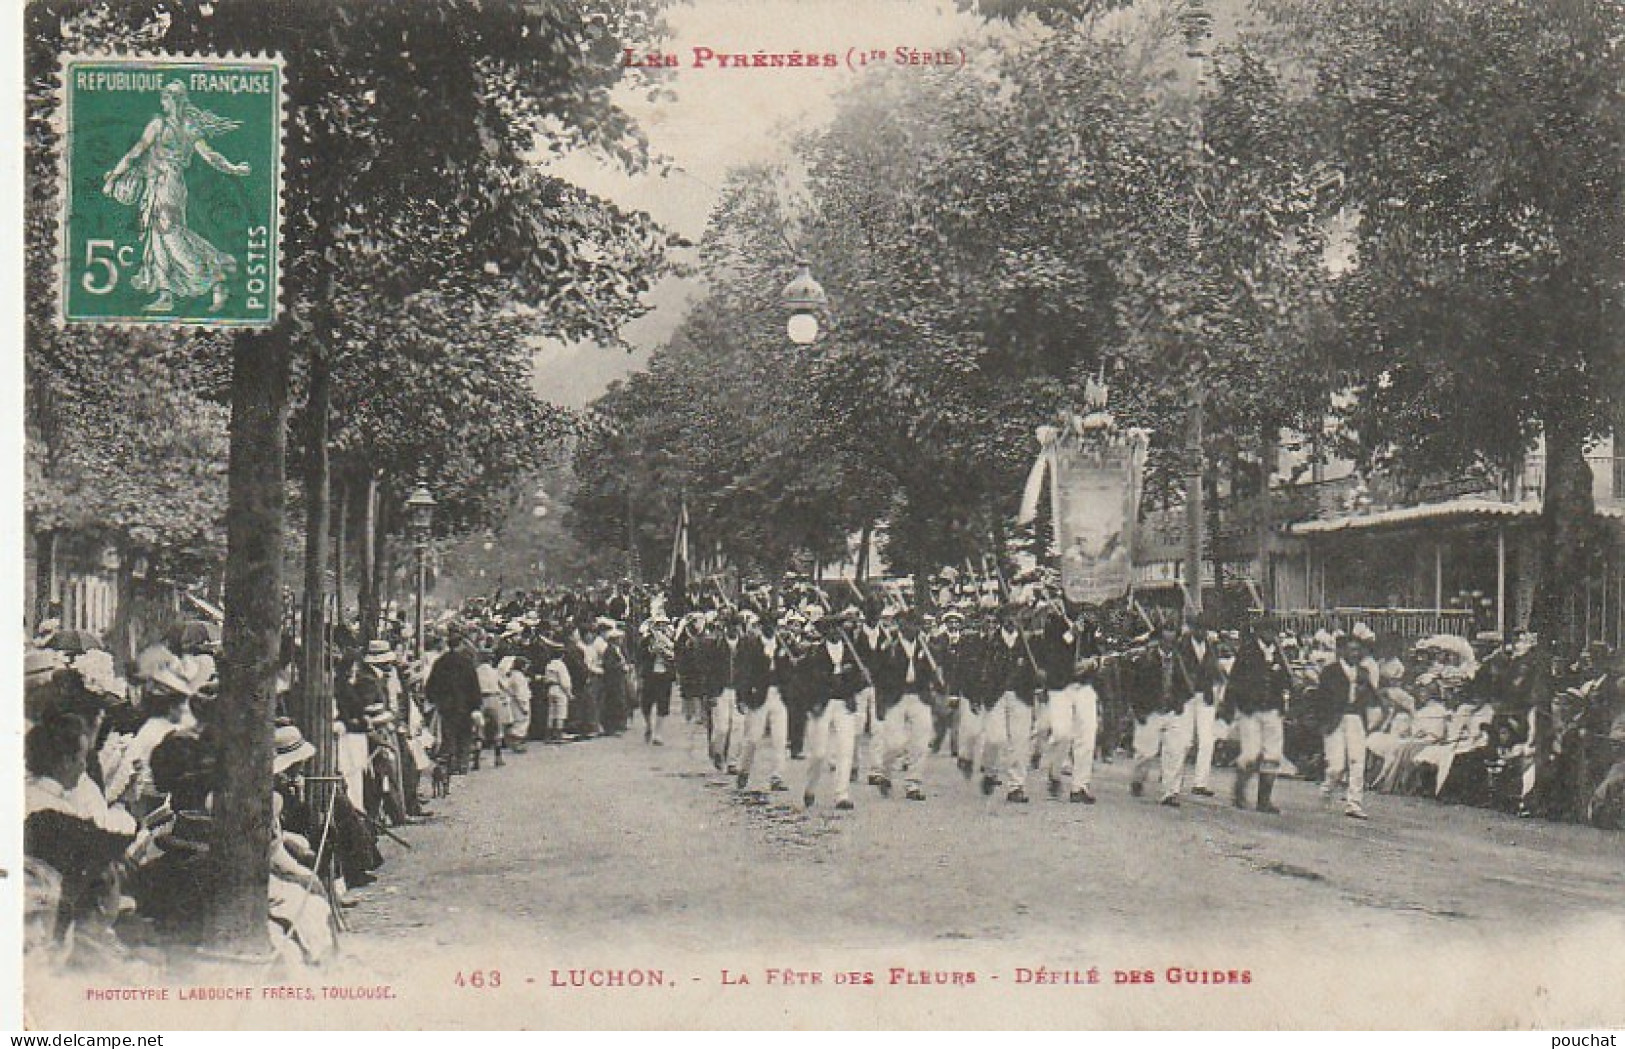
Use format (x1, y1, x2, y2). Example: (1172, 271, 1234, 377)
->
(52, 50, 288, 330)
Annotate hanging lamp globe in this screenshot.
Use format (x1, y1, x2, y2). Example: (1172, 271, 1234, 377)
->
(781, 260, 827, 345)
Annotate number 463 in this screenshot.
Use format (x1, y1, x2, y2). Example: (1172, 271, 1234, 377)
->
(81, 239, 135, 295)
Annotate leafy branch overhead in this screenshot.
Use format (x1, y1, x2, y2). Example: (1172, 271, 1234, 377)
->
(26, 0, 678, 565)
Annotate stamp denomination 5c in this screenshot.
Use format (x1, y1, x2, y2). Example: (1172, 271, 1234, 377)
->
(58, 53, 284, 327)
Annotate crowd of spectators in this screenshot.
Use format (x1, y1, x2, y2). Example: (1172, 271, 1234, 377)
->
(22, 574, 1624, 973)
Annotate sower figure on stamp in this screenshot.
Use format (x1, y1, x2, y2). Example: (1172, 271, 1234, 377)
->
(102, 81, 250, 314)
(1223, 618, 1293, 814)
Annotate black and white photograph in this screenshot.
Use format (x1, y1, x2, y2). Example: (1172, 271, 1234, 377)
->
(10, 0, 1625, 1031)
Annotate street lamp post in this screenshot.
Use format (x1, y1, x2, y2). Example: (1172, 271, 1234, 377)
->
(1179, 0, 1212, 617)
(405, 473, 437, 660)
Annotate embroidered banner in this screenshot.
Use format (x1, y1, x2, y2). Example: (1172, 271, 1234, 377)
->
(1020, 416, 1149, 605)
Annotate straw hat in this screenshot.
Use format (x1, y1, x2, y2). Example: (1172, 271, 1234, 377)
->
(363, 639, 397, 665)
(273, 723, 316, 774)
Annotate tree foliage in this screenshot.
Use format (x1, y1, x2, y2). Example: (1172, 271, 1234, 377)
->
(1263, 0, 1625, 636)
(575, 8, 1340, 582)
(1263, 0, 1625, 478)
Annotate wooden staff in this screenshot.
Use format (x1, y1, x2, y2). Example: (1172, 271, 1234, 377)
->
(834, 623, 876, 689)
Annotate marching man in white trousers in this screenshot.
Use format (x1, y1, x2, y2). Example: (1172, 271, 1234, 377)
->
(874, 616, 940, 802)
(1316, 634, 1376, 819)
(735, 614, 789, 793)
(979, 609, 1042, 804)
(1040, 608, 1101, 804)
(1176, 611, 1224, 798)
(1225, 618, 1293, 814)
(711, 614, 747, 775)
(1130, 623, 1192, 807)
(802, 613, 866, 811)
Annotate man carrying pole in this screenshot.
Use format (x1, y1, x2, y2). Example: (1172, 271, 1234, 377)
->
(979, 605, 1043, 803)
(873, 612, 942, 802)
(801, 610, 867, 811)
(1040, 602, 1101, 804)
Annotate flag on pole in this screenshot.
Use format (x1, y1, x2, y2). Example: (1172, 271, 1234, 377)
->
(667, 501, 691, 616)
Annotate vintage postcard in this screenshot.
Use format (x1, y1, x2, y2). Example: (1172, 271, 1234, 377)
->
(12, 0, 1625, 1033)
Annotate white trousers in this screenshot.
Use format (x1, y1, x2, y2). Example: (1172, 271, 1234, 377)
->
(738, 689, 788, 785)
(1236, 710, 1284, 772)
(1031, 695, 1049, 767)
(1044, 683, 1099, 789)
(878, 693, 934, 788)
(979, 692, 1034, 792)
(711, 688, 744, 770)
(955, 697, 983, 768)
(1323, 713, 1367, 806)
(855, 686, 880, 772)
(1184, 696, 1218, 790)
(337, 729, 369, 810)
(1133, 711, 1192, 798)
(805, 703, 857, 804)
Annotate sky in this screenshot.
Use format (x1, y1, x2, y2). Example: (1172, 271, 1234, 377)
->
(530, 0, 983, 408)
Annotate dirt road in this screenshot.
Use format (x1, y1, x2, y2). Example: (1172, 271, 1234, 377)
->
(320, 721, 1624, 1027)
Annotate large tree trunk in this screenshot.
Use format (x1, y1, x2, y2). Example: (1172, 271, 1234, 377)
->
(372, 496, 392, 632)
(34, 529, 56, 630)
(333, 473, 348, 631)
(358, 472, 378, 644)
(299, 340, 336, 787)
(1531, 416, 1598, 654)
(1183, 388, 1206, 615)
(990, 512, 1010, 585)
(209, 326, 290, 957)
(1205, 464, 1224, 611)
(1257, 425, 1278, 611)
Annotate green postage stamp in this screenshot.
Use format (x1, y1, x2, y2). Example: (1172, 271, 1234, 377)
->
(57, 53, 284, 327)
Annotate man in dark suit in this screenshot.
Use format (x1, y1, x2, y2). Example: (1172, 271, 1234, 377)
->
(1314, 634, 1379, 819)
(424, 625, 481, 775)
(1223, 618, 1294, 813)
(1175, 609, 1225, 797)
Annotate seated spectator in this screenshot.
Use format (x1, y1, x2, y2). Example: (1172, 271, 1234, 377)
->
(101, 667, 197, 823)
(24, 712, 135, 951)
(129, 729, 338, 964)
(1371, 687, 1452, 795)
(1415, 688, 1495, 797)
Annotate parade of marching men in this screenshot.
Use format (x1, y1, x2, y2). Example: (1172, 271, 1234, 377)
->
(19, 0, 1625, 1029)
